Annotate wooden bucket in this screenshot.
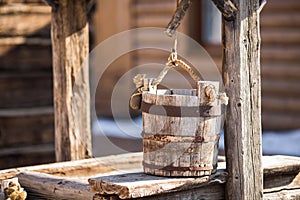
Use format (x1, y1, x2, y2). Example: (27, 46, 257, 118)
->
(142, 81, 222, 177)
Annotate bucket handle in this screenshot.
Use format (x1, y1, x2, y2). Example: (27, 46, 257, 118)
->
(130, 52, 229, 110)
(130, 52, 201, 110)
(151, 51, 201, 88)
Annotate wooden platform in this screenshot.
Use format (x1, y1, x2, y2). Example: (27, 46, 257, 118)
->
(0, 152, 300, 199)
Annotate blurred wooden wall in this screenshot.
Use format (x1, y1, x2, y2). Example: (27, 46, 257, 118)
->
(0, 0, 95, 169)
(0, 0, 54, 169)
(260, 0, 300, 130)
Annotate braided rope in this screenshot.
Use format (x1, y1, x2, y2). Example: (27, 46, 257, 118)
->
(152, 51, 201, 87)
(131, 52, 228, 105)
(170, 58, 201, 82)
(205, 85, 216, 105)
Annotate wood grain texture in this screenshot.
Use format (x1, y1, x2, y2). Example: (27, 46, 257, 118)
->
(18, 171, 94, 200)
(51, 0, 92, 161)
(89, 155, 300, 199)
(211, 0, 237, 20)
(89, 170, 227, 199)
(0, 152, 143, 181)
(1, 153, 300, 199)
(142, 82, 222, 177)
(222, 0, 263, 199)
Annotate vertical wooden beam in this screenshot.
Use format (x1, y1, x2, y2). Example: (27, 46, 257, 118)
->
(50, 0, 92, 161)
(213, 0, 263, 199)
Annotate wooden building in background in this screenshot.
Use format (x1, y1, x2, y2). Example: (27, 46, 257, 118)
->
(0, 0, 299, 169)
(0, 0, 95, 169)
(0, 1, 54, 169)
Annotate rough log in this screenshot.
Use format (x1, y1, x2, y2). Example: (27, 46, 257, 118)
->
(18, 171, 94, 200)
(50, 0, 92, 161)
(221, 0, 263, 199)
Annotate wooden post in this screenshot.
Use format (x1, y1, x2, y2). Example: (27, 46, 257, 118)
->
(47, 0, 92, 161)
(211, 0, 264, 199)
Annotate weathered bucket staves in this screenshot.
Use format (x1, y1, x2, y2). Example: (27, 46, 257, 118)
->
(142, 81, 223, 177)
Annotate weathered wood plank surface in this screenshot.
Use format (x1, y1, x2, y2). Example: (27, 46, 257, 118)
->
(263, 156, 300, 190)
(0, 153, 143, 181)
(93, 183, 225, 200)
(1, 153, 300, 200)
(220, 0, 264, 199)
(50, 0, 92, 161)
(264, 188, 300, 200)
(89, 170, 227, 199)
(18, 171, 94, 200)
(89, 155, 300, 199)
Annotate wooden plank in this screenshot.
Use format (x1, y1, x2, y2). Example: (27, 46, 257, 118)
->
(89, 169, 227, 199)
(263, 155, 300, 174)
(263, 156, 300, 199)
(0, 72, 53, 108)
(136, 184, 225, 200)
(93, 184, 224, 200)
(0, 43, 52, 72)
(262, 0, 300, 12)
(261, 46, 300, 62)
(261, 28, 300, 45)
(0, 152, 143, 181)
(264, 189, 300, 200)
(262, 79, 300, 98)
(0, 37, 51, 46)
(261, 12, 300, 27)
(17, 171, 94, 200)
(0, 107, 54, 148)
(221, 0, 263, 199)
(89, 155, 300, 199)
(1, 154, 300, 199)
(50, 0, 92, 161)
(262, 96, 300, 114)
(0, 4, 51, 37)
(0, 144, 55, 170)
(261, 62, 300, 80)
(0, 107, 53, 117)
(0, 4, 50, 14)
(262, 112, 300, 131)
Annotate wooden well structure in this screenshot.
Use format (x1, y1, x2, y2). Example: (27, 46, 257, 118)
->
(1, 0, 300, 199)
